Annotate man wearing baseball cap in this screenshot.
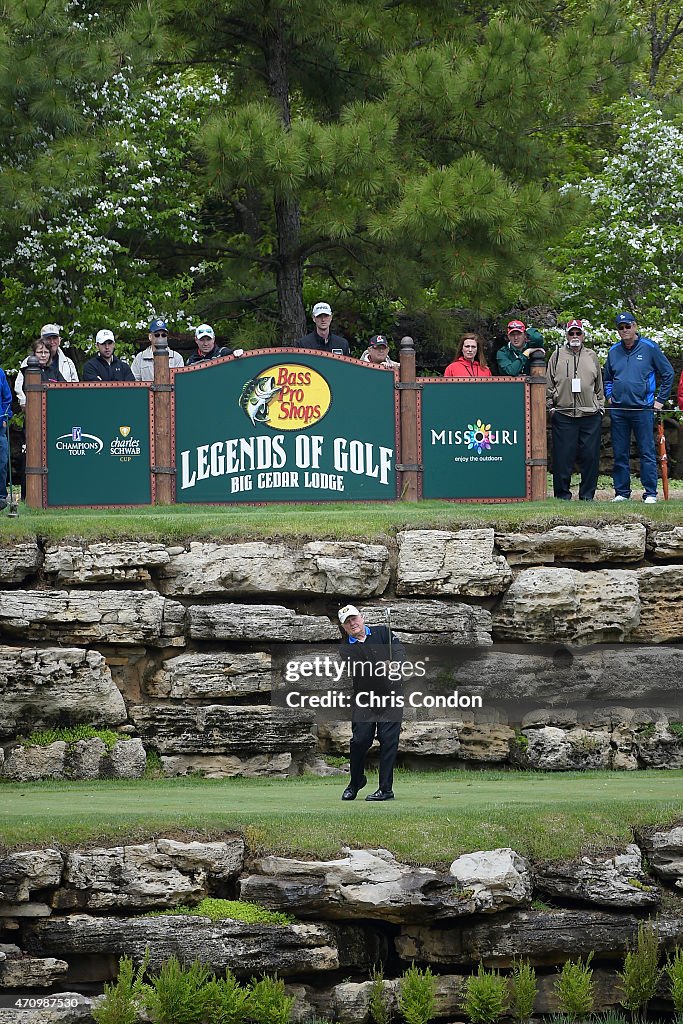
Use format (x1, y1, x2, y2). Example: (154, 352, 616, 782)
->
(603, 311, 673, 502)
(360, 334, 399, 368)
(187, 323, 243, 364)
(131, 318, 185, 381)
(337, 604, 405, 802)
(83, 329, 135, 381)
(547, 319, 604, 500)
(293, 302, 350, 356)
(14, 323, 79, 408)
(496, 319, 544, 376)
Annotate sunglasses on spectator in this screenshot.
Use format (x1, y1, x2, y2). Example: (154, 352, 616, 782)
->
(153, 331, 168, 338)
(617, 324, 634, 330)
(567, 330, 583, 337)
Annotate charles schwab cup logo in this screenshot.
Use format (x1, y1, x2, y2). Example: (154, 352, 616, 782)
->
(239, 364, 331, 430)
(55, 427, 103, 456)
(110, 425, 141, 460)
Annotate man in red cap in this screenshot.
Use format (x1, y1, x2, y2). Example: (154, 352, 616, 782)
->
(496, 319, 543, 375)
(547, 319, 604, 500)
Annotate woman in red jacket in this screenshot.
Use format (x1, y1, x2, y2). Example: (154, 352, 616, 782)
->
(444, 334, 492, 378)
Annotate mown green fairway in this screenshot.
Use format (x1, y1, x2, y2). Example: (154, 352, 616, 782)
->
(1, 494, 682, 543)
(1, 770, 681, 864)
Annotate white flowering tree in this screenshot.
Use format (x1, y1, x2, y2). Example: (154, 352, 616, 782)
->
(553, 99, 683, 358)
(0, 69, 236, 370)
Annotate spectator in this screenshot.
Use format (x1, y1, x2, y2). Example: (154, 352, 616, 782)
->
(547, 319, 604, 501)
(604, 311, 674, 503)
(14, 323, 79, 407)
(360, 334, 399, 368)
(187, 324, 243, 364)
(496, 320, 544, 376)
(445, 333, 492, 377)
(337, 604, 405, 803)
(83, 330, 135, 381)
(0, 359, 11, 511)
(293, 302, 350, 356)
(678, 369, 683, 411)
(131, 319, 184, 381)
(31, 339, 67, 384)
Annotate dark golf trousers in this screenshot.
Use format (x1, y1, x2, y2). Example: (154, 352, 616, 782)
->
(350, 720, 401, 794)
(551, 411, 602, 500)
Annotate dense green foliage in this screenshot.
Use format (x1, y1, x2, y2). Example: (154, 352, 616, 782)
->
(0, 0, 651, 369)
(1, 1, 683, 368)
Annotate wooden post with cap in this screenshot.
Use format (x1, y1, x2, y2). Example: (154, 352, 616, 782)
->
(152, 335, 174, 504)
(528, 348, 548, 501)
(398, 335, 419, 501)
(24, 355, 46, 508)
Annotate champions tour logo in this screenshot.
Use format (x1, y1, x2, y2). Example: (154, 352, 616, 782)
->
(55, 427, 104, 455)
(239, 364, 331, 430)
(431, 420, 519, 463)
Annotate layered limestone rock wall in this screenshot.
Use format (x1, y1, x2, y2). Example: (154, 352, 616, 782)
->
(2, 832, 683, 1022)
(2, 525, 683, 778)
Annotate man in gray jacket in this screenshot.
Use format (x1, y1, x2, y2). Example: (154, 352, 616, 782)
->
(547, 319, 604, 501)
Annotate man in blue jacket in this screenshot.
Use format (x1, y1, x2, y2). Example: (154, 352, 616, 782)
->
(603, 312, 674, 503)
(0, 363, 12, 511)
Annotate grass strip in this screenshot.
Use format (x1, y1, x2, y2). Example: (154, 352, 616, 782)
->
(1, 770, 681, 865)
(1, 499, 682, 543)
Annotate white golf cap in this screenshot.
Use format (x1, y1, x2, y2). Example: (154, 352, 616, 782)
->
(338, 604, 361, 624)
(312, 302, 332, 318)
(41, 324, 61, 337)
(95, 329, 115, 345)
(195, 323, 215, 339)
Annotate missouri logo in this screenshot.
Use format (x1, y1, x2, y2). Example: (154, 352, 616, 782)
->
(239, 364, 331, 430)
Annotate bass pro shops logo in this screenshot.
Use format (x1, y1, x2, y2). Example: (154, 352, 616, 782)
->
(239, 364, 331, 430)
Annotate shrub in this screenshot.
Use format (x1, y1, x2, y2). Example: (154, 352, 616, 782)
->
(463, 964, 508, 1024)
(370, 965, 392, 1024)
(246, 975, 294, 1024)
(398, 964, 436, 1024)
(20, 725, 120, 750)
(618, 923, 662, 1022)
(666, 946, 683, 1018)
(204, 970, 251, 1024)
(147, 898, 293, 925)
(93, 953, 148, 1024)
(554, 954, 594, 1020)
(144, 956, 213, 1024)
(509, 959, 537, 1024)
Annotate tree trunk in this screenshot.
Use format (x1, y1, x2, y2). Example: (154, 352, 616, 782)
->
(265, 13, 306, 342)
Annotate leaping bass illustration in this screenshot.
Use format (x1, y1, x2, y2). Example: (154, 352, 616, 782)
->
(239, 375, 282, 425)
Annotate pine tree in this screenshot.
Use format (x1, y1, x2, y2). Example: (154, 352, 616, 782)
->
(152, 0, 641, 338)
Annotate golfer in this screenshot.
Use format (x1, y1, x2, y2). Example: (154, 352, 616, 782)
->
(337, 604, 405, 802)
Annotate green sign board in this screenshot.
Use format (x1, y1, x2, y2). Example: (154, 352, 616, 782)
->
(174, 352, 397, 502)
(46, 386, 152, 506)
(421, 379, 528, 500)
